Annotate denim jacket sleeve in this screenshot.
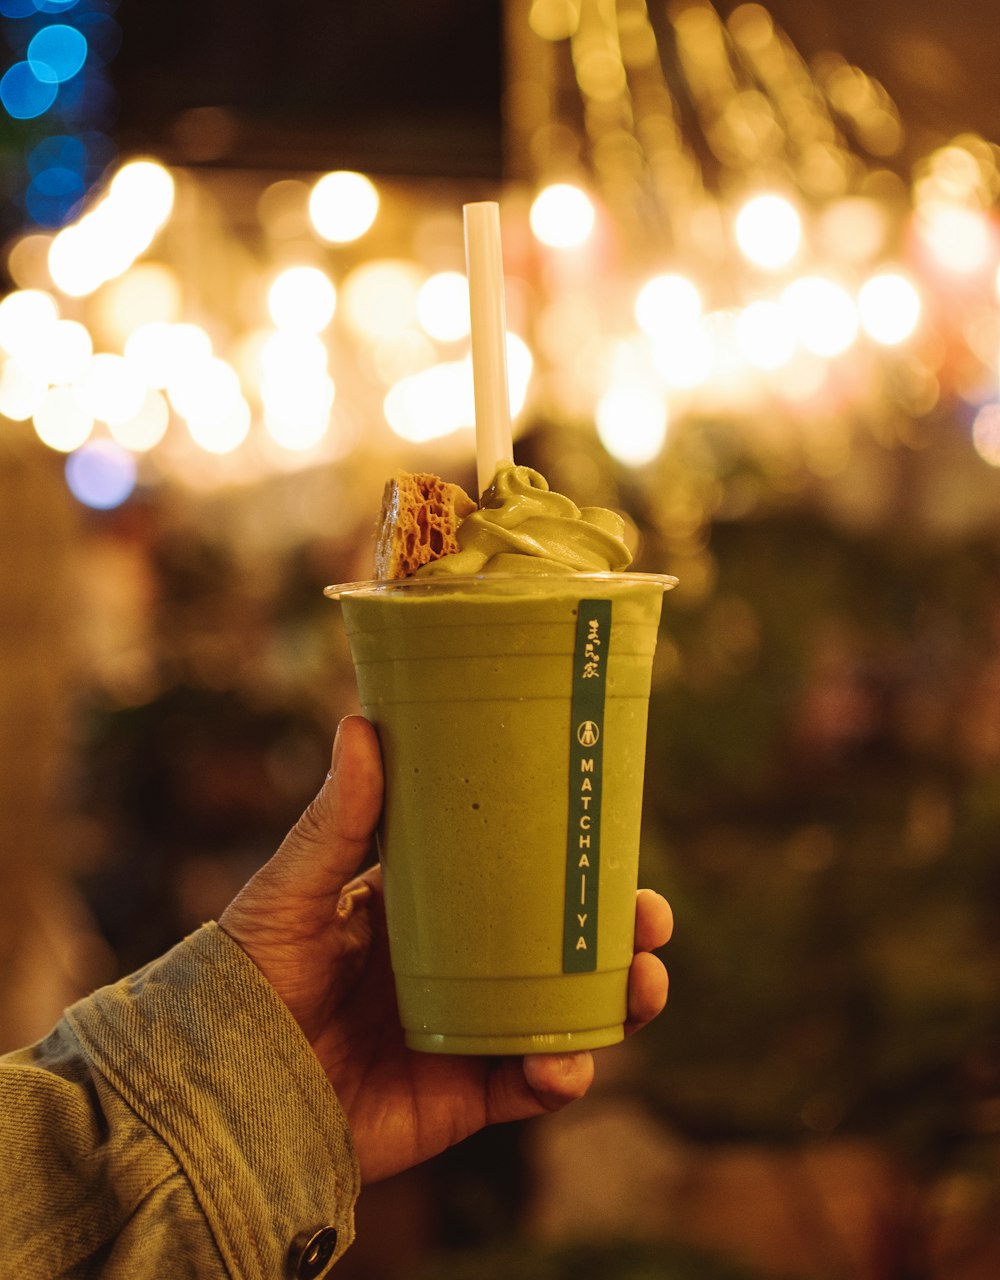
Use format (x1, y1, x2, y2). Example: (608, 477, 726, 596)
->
(0, 922, 360, 1279)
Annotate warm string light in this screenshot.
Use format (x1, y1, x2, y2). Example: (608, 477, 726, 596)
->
(515, 0, 1000, 475)
(1, 95, 999, 504)
(0, 163, 540, 502)
(0, 0, 996, 517)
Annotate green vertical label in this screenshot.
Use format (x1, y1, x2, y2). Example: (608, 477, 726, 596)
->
(563, 599, 612, 973)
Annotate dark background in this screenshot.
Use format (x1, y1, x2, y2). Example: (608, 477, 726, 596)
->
(109, 0, 1000, 177)
(112, 0, 506, 175)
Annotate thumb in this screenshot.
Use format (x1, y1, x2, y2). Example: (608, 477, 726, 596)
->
(265, 714, 384, 905)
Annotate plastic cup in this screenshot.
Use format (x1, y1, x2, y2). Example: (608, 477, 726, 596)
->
(326, 571, 676, 1054)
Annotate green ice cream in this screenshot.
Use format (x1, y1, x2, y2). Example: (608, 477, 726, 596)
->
(416, 463, 632, 576)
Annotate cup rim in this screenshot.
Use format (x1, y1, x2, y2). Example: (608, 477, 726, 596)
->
(324, 571, 679, 600)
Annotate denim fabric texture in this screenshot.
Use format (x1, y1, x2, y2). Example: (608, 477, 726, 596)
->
(1, 922, 359, 1278)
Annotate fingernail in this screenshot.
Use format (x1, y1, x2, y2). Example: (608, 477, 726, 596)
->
(330, 720, 346, 779)
(336, 881, 372, 919)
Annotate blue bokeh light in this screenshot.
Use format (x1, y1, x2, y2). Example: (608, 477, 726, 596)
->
(4, 0, 120, 231)
(27, 190, 80, 225)
(28, 133, 87, 175)
(30, 164, 83, 196)
(26, 179, 84, 225)
(25, 158, 85, 224)
(65, 440, 137, 510)
(0, 0, 38, 17)
(0, 61, 58, 119)
(28, 24, 89, 83)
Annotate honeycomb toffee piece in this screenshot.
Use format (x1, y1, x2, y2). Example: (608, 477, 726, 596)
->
(374, 471, 476, 579)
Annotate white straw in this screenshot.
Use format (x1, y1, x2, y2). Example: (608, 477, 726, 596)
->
(464, 201, 514, 501)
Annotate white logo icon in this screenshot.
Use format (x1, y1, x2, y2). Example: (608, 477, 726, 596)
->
(577, 721, 600, 747)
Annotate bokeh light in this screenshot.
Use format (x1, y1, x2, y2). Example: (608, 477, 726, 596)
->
(28, 24, 88, 83)
(529, 183, 595, 248)
(65, 439, 137, 509)
(777, 350, 829, 402)
(595, 384, 668, 464)
(6, 233, 55, 288)
(416, 271, 470, 342)
(505, 332, 534, 417)
(108, 160, 175, 228)
(915, 204, 994, 276)
(26, 165, 85, 227)
(972, 403, 1000, 466)
(18, 317, 92, 384)
(95, 262, 182, 346)
(816, 198, 887, 264)
(48, 160, 175, 296)
(735, 193, 803, 269)
(183, 395, 251, 455)
(262, 373, 335, 451)
(0, 357, 47, 419)
(384, 360, 473, 443)
(267, 266, 337, 333)
(1, 54, 998, 500)
(107, 388, 170, 452)
(47, 224, 98, 295)
(651, 323, 714, 389)
(168, 356, 243, 432)
(858, 272, 921, 345)
(0, 61, 58, 119)
(529, 0, 581, 41)
(28, 134, 86, 177)
(124, 322, 213, 391)
(32, 385, 93, 451)
(0, 289, 59, 356)
(258, 330, 329, 388)
(781, 276, 859, 357)
(0, 0, 40, 16)
(34, 1, 84, 15)
(308, 171, 380, 243)
(371, 330, 438, 386)
(635, 274, 702, 338)
(735, 299, 795, 370)
(73, 352, 146, 424)
(24, 132, 92, 227)
(340, 260, 422, 340)
(384, 330, 530, 445)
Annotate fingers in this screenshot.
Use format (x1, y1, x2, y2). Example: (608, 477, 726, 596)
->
(625, 950, 669, 1033)
(625, 888, 672, 1035)
(326, 715, 385, 847)
(523, 1051, 595, 1108)
(269, 715, 384, 902)
(484, 1052, 595, 1127)
(480, 891, 674, 1130)
(634, 888, 673, 953)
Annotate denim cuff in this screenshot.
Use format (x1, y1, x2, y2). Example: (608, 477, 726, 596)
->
(66, 922, 359, 1278)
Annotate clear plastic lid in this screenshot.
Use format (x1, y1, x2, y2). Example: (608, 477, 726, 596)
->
(324, 571, 679, 600)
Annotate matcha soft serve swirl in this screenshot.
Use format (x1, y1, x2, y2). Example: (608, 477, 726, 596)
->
(416, 464, 632, 576)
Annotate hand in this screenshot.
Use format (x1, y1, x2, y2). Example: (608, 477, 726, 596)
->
(220, 715, 673, 1183)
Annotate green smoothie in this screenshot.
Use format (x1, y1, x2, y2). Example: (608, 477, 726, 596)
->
(330, 467, 675, 1054)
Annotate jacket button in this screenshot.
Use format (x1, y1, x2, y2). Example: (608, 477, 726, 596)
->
(295, 1226, 339, 1279)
